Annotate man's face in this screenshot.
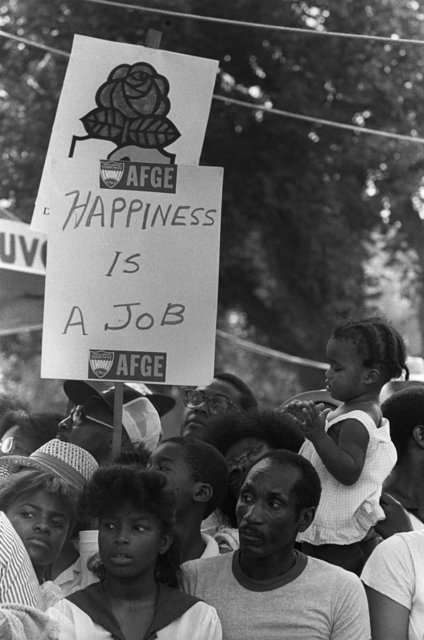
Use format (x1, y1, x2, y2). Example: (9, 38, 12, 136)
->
(236, 459, 307, 563)
(57, 401, 114, 464)
(149, 442, 194, 515)
(181, 378, 243, 439)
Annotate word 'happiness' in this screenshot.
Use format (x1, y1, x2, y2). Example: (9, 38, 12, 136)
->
(62, 190, 217, 230)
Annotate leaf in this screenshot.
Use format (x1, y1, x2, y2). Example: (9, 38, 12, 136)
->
(80, 108, 126, 143)
(127, 117, 180, 148)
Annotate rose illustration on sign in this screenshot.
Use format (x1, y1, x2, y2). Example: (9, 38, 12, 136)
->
(70, 62, 181, 163)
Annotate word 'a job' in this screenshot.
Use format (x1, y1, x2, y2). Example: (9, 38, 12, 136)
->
(63, 302, 186, 335)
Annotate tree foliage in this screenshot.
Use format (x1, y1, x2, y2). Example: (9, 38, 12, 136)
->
(1, 0, 424, 405)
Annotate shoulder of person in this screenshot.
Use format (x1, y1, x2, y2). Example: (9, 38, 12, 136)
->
(305, 556, 364, 588)
(181, 551, 233, 574)
(374, 529, 424, 554)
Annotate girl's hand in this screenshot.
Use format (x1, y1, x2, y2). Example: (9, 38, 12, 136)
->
(284, 400, 329, 442)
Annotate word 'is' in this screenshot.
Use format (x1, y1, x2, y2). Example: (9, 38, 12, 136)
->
(62, 190, 216, 231)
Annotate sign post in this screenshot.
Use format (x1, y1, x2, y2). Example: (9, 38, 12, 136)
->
(111, 28, 163, 458)
(112, 29, 162, 458)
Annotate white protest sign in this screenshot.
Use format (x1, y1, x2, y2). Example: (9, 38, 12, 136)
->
(32, 34, 219, 233)
(41, 158, 223, 386)
(0, 219, 46, 275)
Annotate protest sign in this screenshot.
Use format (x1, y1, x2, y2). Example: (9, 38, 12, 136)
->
(41, 158, 223, 386)
(31, 34, 219, 233)
(0, 219, 46, 275)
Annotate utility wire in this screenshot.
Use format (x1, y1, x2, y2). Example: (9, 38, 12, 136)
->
(0, 29, 69, 57)
(216, 330, 327, 370)
(1, 29, 422, 145)
(83, 0, 424, 47)
(214, 95, 424, 144)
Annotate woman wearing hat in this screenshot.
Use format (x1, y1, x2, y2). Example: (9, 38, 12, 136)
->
(0, 439, 99, 605)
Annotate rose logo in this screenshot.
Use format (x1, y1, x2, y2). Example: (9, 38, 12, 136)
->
(70, 62, 180, 163)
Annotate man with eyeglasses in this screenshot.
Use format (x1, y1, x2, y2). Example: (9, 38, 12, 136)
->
(57, 380, 175, 464)
(181, 372, 258, 440)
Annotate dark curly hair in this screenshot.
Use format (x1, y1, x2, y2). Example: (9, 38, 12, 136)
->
(382, 384, 424, 460)
(214, 372, 258, 411)
(83, 465, 179, 585)
(203, 410, 304, 527)
(332, 316, 409, 384)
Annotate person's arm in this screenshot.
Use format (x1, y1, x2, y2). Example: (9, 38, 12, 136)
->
(287, 401, 369, 485)
(365, 586, 409, 640)
(374, 493, 413, 539)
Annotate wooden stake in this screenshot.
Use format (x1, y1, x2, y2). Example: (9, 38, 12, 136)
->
(145, 29, 162, 48)
(110, 27, 162, 460)
(111, 381, 124, 458)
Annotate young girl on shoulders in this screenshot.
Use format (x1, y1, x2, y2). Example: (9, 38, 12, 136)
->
(47, 465, 222, 640)
(285, 317, 408, 574)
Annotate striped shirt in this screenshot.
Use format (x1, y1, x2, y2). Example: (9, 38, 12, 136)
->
(0, 512, 44, 609)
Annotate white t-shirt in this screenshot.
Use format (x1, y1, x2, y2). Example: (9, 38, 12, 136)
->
(361, 530, 424, 640)
(201, 533, 220, 559)
(181, 550, 370, 640)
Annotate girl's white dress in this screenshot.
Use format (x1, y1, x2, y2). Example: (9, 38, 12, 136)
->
(297, 410, 397, 545)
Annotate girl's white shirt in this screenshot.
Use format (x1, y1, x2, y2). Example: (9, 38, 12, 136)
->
(297, 410, 397, 545)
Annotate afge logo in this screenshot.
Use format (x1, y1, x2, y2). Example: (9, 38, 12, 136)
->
(99, 160, 177, 193)
(100, 161, 125, 188)
(88, 349, 167, 382)
(89, 350, 114, 378)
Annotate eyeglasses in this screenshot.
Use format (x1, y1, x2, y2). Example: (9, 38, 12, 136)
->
(0, 436, 32, 456)
(61, 405, 113, 430)
(226, 443, 269, 486)
(183, 388, 238, 415)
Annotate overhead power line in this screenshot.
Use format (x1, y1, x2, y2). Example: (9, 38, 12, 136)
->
(83, 0, 424, 47)
(0, 29, 69, 57)
(213, 95, 424, 144)
(0, 29, 422, 145)
(216, 330, 327, 370)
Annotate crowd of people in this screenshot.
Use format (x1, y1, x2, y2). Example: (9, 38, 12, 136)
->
(0, 316, 423, 638)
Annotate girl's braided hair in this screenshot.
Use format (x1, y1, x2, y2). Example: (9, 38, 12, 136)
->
(332, 316, 409, 383)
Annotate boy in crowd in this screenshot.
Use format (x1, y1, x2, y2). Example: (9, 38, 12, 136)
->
(150, 436, 228, 562)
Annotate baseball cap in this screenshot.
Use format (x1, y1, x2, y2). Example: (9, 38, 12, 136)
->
(63, 381, 163, 452)
(63, 380, 175, 417)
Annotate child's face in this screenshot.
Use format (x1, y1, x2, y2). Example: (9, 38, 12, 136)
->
(149, 442, 195, 515)
(325, 338, 368, 402)
(99, 503, 172, 580)
(6, 490, 71, 579)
